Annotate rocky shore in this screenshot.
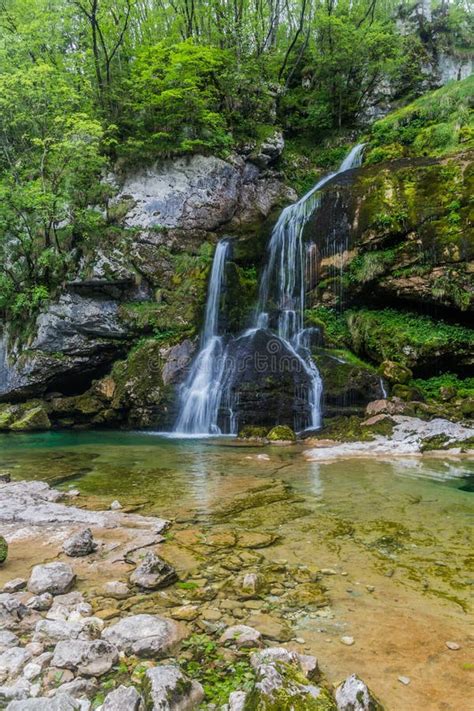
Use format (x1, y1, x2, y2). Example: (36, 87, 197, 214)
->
(0, 479, 384, 710)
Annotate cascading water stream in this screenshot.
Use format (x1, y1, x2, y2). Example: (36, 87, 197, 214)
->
(174, 240, 230, 435)
(174, 144, 364, 436)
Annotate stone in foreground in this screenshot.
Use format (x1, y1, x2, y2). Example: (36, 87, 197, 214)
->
(102, 685, 144, 710)
(6, 694, 81, 710)
(102, 614, 184, 658)
(335, 674, 383, 710)
(62, 529, 97, 557)
(52, 639, 119, 676)
(220, 625, 262, 648)
(144, 665, 204, 711)
(129, 552, 178, 590)
(27, 563, 75, 596)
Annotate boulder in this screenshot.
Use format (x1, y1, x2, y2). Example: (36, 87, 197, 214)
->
(143, 665, 204, 711)
(220, 625, 262, 649)
(0, 647, 31, 678)
(0, 632, 19, 654)
(129, 552, 178, 590)
(102, 614, 184, 658)
(101, 685, 144, 711)
(6, 694, 81, 710)
(251, 131, 285, 168)
(62, 529, 97, 558)
(52, 639, 119, 677)
(9, 406, 51, 432)
(379, 361, 412, 385)
(335, 674, 383, 710)
(250, 648, 318, 680)
(27, 563, 76, 596)
(267, 425, 296, 442)
(2, 580, 26, 594)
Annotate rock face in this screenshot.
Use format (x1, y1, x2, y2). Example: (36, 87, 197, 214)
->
(102, 614, 184, 658)
(27, 563, 76, 596)
(129, 552, 178, 590)
(144, 665, 204, 711)
(113, 154, 290, 231)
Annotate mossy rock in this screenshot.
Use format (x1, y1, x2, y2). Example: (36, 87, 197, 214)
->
(0, 536, 8, 564)
(391, 384, 424, 402)
(239, 425, 270, 439)
(244, 662, 337, 710)
(0, 405, 15, 431)
(379, 360, 412, 385)
(9, 404, 51, 432)
(267, 425, 297, 442)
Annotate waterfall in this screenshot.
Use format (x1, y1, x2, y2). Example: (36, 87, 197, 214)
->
(173, 144, 364, 436)
(254, 143, 365, 429)
(174, 240, 230, 435)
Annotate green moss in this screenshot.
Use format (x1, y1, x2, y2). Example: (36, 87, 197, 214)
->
(244, 663, 337, 711)
(0, 535, 8, 564)
(267, 425, 296, 442)
(365, 76, 474, 163)
(412, 374, 474, 402)
(304, 307, 350, 348)
(239, 425, 270, 439)
(9, 404, 51, 432)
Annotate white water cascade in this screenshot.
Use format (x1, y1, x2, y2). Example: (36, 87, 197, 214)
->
(254, 143, 365, 429)
(174, 240, 230, 435)
(174, 144, 364, 436)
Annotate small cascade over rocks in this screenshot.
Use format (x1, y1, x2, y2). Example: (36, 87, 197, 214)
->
(174, 145, 365, 436)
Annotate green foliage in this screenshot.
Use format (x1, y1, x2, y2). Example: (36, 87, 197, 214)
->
(347, 249, 397, 284)
(179, 634, 255, 706)
(305, 307, 350, 348)
(365, 75, 474, 163)
(413, 374, 474, 401)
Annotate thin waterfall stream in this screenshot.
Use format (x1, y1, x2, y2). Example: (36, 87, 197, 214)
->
(174, 144, 365, 436)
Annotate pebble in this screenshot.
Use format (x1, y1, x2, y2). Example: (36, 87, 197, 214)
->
(398, 676, 411, 685)
(445, 641, 461, 650)
(366, 585, 375, 593)
(110, 500, 122, 510)
(340, 636, 355, 646)
(321, 568, 338, 575)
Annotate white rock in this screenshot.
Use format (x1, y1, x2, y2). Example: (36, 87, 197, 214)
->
(22, 664, 41, 681)
(0, 647, 31, 679)
(103, 581, 130, 600)
(0, 632, 19, 654)
(398, 676, 411, 685)
(228, 691, 247, 711)
(27, 563, 76, 596)
(144, 665, 204, 710)
(340, 636, 355, 646)
(220, 625, 262, 649)
(102, 614, 183, 658)
(26, 594, 53, 612)
(102, 685, 144, 710)
(2, 580, 27, 594)
(24, 644, 43, 658)
(0, 679, 31, 704)
(6, 693, 81, 709)
(250, 647, 318, 679)
(336, 674, 382, 710)
(110, 500, 122, 510)
(52, 640, 119, 677)
(63, 529, 97, 558)
(445, 641, 461, 650)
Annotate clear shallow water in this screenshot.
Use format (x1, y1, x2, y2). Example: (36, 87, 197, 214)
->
(1, 430, 473, 609)
(1, 431, 473, 709)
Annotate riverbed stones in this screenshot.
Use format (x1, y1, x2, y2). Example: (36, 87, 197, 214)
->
(26, 594, 53, 612)
(102, 614, 184, 658)
(27, 563, 76, 596)
(0, 647, 31, 679)
(130, 552, 178, 590)
(6, 693, 82, 710)
(62, 529, 97, 557)
(3, 580, 27, 594)
(220, 625, 262, 649)
(445, 641, 461, 650)
(0, 632, 19, 654)
(52, 639, 119, 676)
(144, 665, 204, 711)
(335, 674, 383, 710)
(340, 636, 355, 646)
(103, 581, 130, 600)
(101, 685, 144, 711)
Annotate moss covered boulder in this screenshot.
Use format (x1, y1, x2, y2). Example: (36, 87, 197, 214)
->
(267, 425, 297, 442)
(379, 360, 412, 385)
(239, 425, 270, 439)
(0, 536, 8, 564)
(8, 403, 51, 432)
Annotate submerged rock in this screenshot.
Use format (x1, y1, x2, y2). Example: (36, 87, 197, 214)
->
(129, 552, 178, 590)
(27, 563, 76, 596)
(102, 614, 184, 658)
(335, 674, 383, 710)
(143, 664, 204, 711)
(62, 529, 97, 557)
